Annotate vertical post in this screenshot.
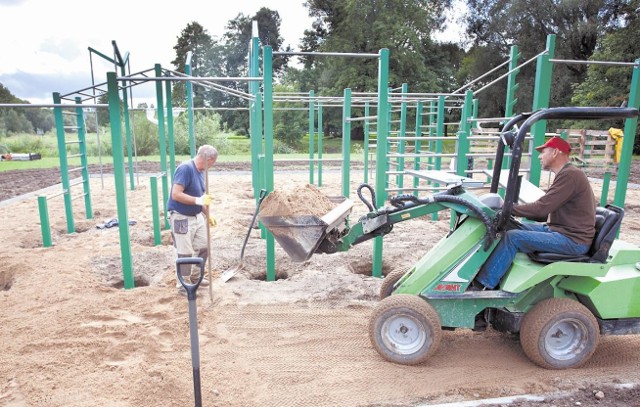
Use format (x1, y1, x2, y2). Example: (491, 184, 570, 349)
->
(413, 101, 423, 195)
(435, 96, 445, 171)
(151, 176, 162, 246)
(504, 45, 520, 120)
(363, 101, 370, 184)
(613, 58, 640, 208)
(309, 90, 315, 185)
(38, 196, 53, 248)
(155, 64, 170, 230)
(249, 29, 261, 200)
(456, 90, 473, 176)
(165, 81, 177, 179)
(75, 97, 93, 219)
(185, 52, 196, 158)
(263, 46, 276, 282)
(529, 34, 556, 186)
(600, 172, 611, 207)
(119, 64, 135, 191)
(372, 49, 390, 278)
(107, 72, 134, 289)
(397, 83, 408, 192)
(52, 92, 75, 234)
(318, 101, 324, 186)
(341, 88, 352, 198)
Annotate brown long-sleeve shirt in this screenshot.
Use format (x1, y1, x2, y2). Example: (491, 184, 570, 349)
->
(512, 164, 596, 245)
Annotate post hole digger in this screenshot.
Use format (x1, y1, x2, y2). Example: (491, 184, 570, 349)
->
(260, 106, 640, 370)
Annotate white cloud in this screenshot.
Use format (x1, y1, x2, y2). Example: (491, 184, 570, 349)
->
(0, 0, 315, 104)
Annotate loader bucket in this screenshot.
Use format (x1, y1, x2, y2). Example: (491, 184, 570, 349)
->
(260, 199, 354, 262)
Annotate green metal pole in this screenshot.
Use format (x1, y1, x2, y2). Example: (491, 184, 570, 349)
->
(530, 34, 556, 187)
(318, 101, 324, 187)
(165, 81, 177, 179)
(397, 83, 408, 192)
(38, 196, 53, 247)
(119, 64, 134, 190)
(435, 96, 445, 171)
(250, 36, 261, 200)
(75, 97, 93, 219)
(413, 101, 423, 195)
(263, 46, 276, 282)
(613, 58, 640, 208)
(342, 88, 352, 198)
(372, 49, 390, 278)
(52, 92, 74, 234)
(456, 90, 473, 176)
(600, 172, 611, 207)
(185, 52, 196, 158)
(309, 90, 315, 185)
(151, 176, 161, 246)
(155, 64, 170, 230)
(364, 101, 370, 184)
(505, 45, 521, 120)
(107, 72, 134, 289)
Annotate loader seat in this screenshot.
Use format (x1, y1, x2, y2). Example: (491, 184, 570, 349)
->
(528, 205, 624, 264)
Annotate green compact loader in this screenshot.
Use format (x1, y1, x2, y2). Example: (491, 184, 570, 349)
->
(261, 107, 640, 370)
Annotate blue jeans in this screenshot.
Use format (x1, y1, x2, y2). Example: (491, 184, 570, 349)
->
(476, 222, 590, 289)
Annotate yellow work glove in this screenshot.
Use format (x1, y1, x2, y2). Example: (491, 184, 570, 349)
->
(208, 215, 217, 227)
(195, 193, 213, 206)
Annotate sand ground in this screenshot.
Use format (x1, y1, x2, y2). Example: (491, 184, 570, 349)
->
(1, 166, 640, 406)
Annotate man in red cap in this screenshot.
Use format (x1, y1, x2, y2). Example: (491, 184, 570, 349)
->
(473, 136, 596, 290)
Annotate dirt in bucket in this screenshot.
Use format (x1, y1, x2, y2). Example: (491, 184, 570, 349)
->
(259, 183, 336, 217)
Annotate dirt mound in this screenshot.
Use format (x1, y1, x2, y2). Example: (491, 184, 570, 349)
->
(259, 183, 336, 217)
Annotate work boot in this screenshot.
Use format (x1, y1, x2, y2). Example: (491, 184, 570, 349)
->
(191, 274, 210, 287)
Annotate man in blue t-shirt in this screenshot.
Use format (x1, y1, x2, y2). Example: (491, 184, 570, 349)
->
(167, 145, 218, 294)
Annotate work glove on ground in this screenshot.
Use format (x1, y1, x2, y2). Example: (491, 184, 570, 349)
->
(195, 193, 213, 206)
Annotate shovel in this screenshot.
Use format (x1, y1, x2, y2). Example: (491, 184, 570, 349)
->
(220, 189, 267, 282)
(176, 257, 205, 407)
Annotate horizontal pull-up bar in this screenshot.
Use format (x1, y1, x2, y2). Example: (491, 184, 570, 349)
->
(116, 76, 263, 82)
(0, 103, 107, 109)
(549, 58, 638, 67)
(273, 51, 379, 58)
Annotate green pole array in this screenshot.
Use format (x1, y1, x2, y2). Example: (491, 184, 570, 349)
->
(75, 97, 93, 219)
(613, 58, 640, 208)
(263, 46, 276, 282)
(341, 88, 352, 197)
(185, 52, 196, 158)
(309, 89, 316, 185)
(372, 48, 390, 278)
(396, 83, 408, 192)
(318, 101, 324, 187)
(52, 92, 75, 234)
(107, 72, 134, 289)
(155, 64, 170, 230)
(529, 34, 556, 186)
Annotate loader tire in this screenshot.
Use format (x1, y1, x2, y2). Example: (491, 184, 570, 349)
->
(380, 269, 407, 299)
(520, 298, 599, 370)
(369, 294, 441, 365)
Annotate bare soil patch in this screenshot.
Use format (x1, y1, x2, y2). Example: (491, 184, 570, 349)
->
(1, 161, 640, 406)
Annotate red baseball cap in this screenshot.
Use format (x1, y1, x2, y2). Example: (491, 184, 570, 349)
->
(535, 136, 571, 154)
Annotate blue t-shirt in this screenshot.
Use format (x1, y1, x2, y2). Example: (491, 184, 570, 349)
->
(167, 160, 205, 216)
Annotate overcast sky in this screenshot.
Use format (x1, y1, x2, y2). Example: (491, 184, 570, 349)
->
(0, 0, 465, 106)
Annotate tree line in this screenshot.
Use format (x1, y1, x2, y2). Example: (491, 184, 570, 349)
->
(2, 0, 639, 151)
